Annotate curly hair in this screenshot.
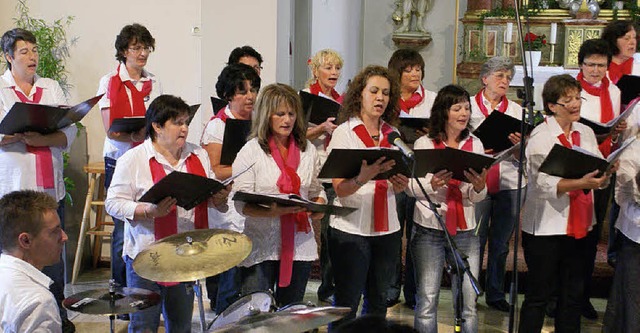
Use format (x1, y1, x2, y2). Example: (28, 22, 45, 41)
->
(338, 65, 400, 126)
(114, 23, 155, 63)
(215, 63, 261, 102)
(249, 83, 307, 154)
(428, 85, 472, 143)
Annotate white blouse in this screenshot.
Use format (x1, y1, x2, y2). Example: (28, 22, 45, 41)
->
(105, 139, 220, 259)
(522, 116, 601, 236)
(614, 140, 640, 244)
(0, 70, 76, 201)
(408, 134, 487, 231)
(96, 63, 162, 160)
(469, 92, 525, 191)
(327, 117, 402, 236)
(232, 138, 325, 267)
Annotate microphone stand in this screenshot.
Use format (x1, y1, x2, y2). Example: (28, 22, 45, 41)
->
(508, 1, 536, 332)
(406, 155, 482, 332)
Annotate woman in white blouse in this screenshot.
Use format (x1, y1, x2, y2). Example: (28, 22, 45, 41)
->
(105, 95, 229, 332)
(326, 65, 409, 328)
(0, 28, 76, 331)
(232, 83, 326, 307)
(519, 75, 615, 333)
(409, 84, 487, 333)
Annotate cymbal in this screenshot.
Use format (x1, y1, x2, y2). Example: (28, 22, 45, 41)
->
(133, 229, 252, 282)
(211, 306, 351, 333)
(63, 287, 160, 316)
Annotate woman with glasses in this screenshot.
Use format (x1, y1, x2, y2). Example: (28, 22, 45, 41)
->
(518, 74, 616, 333)
(95, 23, 162, 303)
(469, 56, 524, 313)
(575, 39, 625, 320)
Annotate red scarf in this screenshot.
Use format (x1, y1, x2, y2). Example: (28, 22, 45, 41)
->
(557, 131, 593, 239)
(352, 123, 394, 232)
(475, 90, 509, 194)
(399, 86, 425, 113)
(577, 72, 615, 157)
(310, 81, 342, 103)
(108, 64, 152, 127)
(268, 135, 310, 287)
(13, 86, 54, 189)
(608, 57, 634, 84)
(210, 107, 229, 122)
(433, 138, 473, 235)
(149, 153, 209, 241)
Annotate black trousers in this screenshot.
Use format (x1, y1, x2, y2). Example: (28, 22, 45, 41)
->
(519, 232, 587, 333)
(328, 227, 400, 330)
(603, 234, 640, 332)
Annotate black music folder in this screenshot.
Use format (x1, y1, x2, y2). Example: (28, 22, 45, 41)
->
(472, 111, 532, 152)
(318, 148, 411, 180)
(398, 115, 429, 144)
(578, 98, 639, 136)
(538, 137, 636, 179)
(0, 94, 103, 135)
(210, 97, 227, 115)
(413, 147, 496, 182)
(138, 165, 251, 210)
(299, 90, 341, 125)
(232, 191, 357, 216)
(109, 116, 145, 133)
(616, 74, 640, 105)
(220, 119, 252, 165)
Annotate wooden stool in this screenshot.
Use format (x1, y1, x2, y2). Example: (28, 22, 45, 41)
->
(71, 162, 114, 284)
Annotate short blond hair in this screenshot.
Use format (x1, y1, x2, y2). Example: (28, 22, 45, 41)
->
(306, 49, 344, 88)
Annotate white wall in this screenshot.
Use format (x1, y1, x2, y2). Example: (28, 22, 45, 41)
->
(310, 0, 363, 93)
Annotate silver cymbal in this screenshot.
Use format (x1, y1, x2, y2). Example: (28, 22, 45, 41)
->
(211, 306, 351, 333)
(62, 287, 160, 316)
(133, 229, 252, 282)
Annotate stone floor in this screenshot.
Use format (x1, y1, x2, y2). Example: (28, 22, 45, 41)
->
(66, 267, 608, 332)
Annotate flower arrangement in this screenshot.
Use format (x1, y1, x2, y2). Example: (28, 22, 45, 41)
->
(523, 32, 547, 51)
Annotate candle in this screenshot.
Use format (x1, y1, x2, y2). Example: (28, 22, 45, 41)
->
(550, 23, 557, 44)
(505, 22, 513, 43)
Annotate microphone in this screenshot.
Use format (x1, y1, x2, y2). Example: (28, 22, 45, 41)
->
(387, 132, 414, 159)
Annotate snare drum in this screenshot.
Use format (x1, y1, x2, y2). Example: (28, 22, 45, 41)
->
(210, 292, 275, 330)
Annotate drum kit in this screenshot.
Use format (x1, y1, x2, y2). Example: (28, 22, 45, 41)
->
(63, 229, 349, 332)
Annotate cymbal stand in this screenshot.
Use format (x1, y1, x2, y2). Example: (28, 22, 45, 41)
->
(193, 279, 208, 332)
(108, 279, 116, 333)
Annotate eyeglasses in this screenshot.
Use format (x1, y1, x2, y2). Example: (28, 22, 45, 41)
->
(582, 62, 607, 69)
(253, 65, 263, 71)
(492, 72, 513, 81)
(128, 46, 154, 54)
(554, 97, 586, 107)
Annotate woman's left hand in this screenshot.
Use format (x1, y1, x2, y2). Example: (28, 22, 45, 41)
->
(508, 132, 522, 145)
(389, 174, 409, 193)
(16, 131, 49, 147)
(464, 168, 488, 192)
(209, 184, 231, 211)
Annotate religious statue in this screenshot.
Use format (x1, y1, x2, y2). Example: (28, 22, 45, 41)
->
(392, 0, 431, 35)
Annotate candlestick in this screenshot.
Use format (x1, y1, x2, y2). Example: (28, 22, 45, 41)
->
(550, 23, 557, 44)
(505, 22, 513, 43)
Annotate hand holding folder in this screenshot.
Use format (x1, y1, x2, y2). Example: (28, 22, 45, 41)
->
(578, 98, 640, 136)
(139, 164, 252, 211)
(472, 111, 532, 153)
(0, 94, 103, 135)
(538, 136, 636, 179)
(318, 148, 411, 180)
(232, 191, 357, 216)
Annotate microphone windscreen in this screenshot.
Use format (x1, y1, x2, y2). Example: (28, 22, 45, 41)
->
(387, 131, 400, 144)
